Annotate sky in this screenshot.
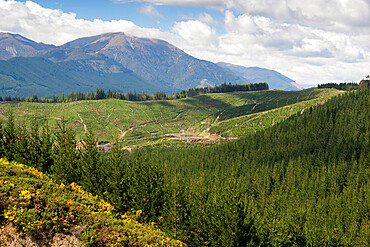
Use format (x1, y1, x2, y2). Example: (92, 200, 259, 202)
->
(0, 0, 369, 88)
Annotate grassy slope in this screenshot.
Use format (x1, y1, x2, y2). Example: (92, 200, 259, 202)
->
(0, 88, 343, 147)
(0, 159, 183, 246)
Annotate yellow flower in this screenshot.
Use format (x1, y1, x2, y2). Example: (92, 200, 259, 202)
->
(19, 190, 34, 200)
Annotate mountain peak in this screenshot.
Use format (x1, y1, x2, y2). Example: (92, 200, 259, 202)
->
(64, 32, 173, 52)
(0, 32, 54, 60)
(63, 33, 246, 89)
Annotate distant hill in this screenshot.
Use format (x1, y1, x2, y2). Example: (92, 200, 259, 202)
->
(63, 32, 248, 90)
(217, 62, 303, 91)
(0, 32, 54, 60)
(0, 57, 160, 97)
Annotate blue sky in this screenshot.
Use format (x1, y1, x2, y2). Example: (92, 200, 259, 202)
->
(1, 0, 369, 87)
(18, 0, 225, 33)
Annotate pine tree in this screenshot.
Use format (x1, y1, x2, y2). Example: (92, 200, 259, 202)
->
(51, 119, 80, 183)
(39, 122, 53, 173)
(103, 140, 128, 211)
(125, 150, 167, 222)
(80, 129, 102, 195)
(3, 111, 17, 162)
(28, 117, 41, 169)
(14, 122, 30, 166)
(0, 121, 4, 158)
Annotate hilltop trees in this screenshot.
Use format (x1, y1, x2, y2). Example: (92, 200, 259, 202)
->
(318, 82, 359, 90)
(1, 82, 268, 103)
(359, 75, 369, 88)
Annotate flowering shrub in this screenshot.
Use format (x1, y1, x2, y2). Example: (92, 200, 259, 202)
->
(0, 158, 184, 246)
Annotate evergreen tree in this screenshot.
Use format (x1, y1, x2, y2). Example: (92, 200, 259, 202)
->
(39, 122, 53, 173)
(0, 121, 3, 158)
(80, 129, 103, 195)
(125, 151, 167, 222)
(103, 140, 128, 211)
(14, 122, 31, 166)
(28, 117, 42, 169)
(3, 111, 17, 162)
(51, 119, 80, 183)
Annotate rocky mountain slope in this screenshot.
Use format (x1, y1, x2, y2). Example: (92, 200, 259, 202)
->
(0, 32, 54, 60)
(64, 32, 248, 90)
(217, 62, 303, 90)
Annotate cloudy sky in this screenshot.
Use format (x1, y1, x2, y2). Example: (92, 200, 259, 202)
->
(0, 0, 369, 87)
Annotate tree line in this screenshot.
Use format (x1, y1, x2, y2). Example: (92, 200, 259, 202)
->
(318, 82, 359, 90)
(0, 88, 368, 246)
(0, 82, 268, 103)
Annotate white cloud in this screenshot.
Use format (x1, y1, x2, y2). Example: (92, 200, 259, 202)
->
(172, 20, 217, 48)
(224, 10, 260, 34)
(0, 0, 169, 45)
(197, 13, 218, 26)
(139, 4, 164, 19)
(112, 0, 224, 8)
(114, 0, 370, 33)
(180, 12, 219, 26)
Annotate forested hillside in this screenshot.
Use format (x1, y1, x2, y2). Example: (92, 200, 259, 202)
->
(146, 88, 369, 246)
(0, 57, 159, 97)
(0, 89, 368, 246)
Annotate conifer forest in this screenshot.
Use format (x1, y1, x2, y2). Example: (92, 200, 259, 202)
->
(0, 87, 368, 246)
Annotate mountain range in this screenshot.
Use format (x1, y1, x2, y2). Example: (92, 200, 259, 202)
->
(0, 32, 302, 97)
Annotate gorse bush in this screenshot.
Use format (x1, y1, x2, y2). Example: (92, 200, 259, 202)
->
(0, 159, 183, 246)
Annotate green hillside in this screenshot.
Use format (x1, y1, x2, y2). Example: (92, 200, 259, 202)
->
(0, 159, 183, 246)
(0, 57, 160, 97)
(148, 88, 370, 246)
(0, 88, 342, 147)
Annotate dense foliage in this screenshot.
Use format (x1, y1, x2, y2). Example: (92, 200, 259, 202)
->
(0, 82, 268, 103)
(318, 82, 359, 90)
(0, 89, 368, 246)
